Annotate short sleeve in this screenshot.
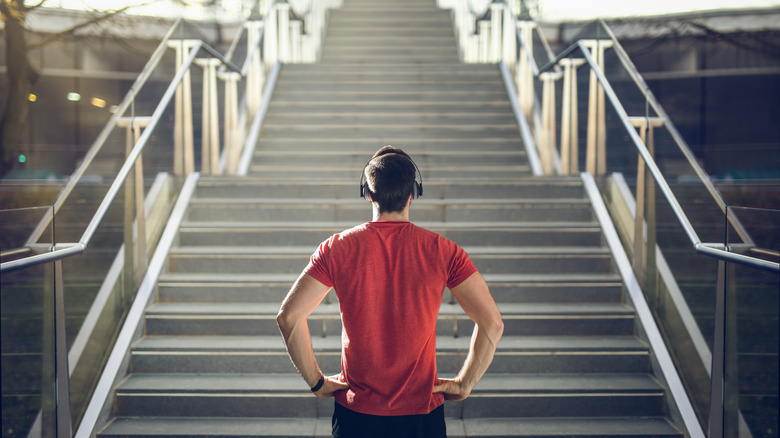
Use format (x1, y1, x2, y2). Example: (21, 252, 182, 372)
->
(445, 240, 478, 289)
(303, 237, 335, 288)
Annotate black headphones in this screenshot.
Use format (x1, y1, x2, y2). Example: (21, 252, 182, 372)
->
(359, 154, 423, 201)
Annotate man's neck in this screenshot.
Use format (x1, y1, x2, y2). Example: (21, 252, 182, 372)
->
(372, 198, 411, 222)
(372, 209, 409, 222)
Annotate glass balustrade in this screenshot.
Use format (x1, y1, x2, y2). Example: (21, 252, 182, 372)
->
(1, 207, 57, 438)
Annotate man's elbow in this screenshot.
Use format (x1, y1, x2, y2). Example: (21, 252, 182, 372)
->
(491, 318, 504, 342)
(485, 315, 504, 345)
(276, 309, 295, 335)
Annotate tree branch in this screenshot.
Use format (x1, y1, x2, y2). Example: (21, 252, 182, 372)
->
(27, 5, 134, 49)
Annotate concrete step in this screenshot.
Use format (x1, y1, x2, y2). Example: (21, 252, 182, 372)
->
(143, 302, 634, 337)
(176, 222, 603, 247)
(130, 335, 649, 375)
(111, 373, 663, 419)
(273, 81, 506, 93)
(246, 166, 531, 181)
(254, 138, 524, 152)
(278, 66, 499, 81)
(99, 415, 681, 437)
(263, 113, 517, 125)
(186, 198, 592, 223)
(166, 246, 614, 275)
(265, 102, 513, 116)
(270, 89, 509, 103)
(250, 150, 528, 165)
(155, 273, 624, 304)
(193, 179, 586, 200)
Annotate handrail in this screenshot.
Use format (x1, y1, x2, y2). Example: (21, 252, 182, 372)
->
(22, 19, 185, 247)
(576, 39, 777, 273)
(3, 0, 327, 274)
(80, 40, 203, 246)
(596, 19, 754, 246)
(448, 6, 779, 436)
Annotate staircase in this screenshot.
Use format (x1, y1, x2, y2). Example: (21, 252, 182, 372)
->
(96, 0, 684, 436)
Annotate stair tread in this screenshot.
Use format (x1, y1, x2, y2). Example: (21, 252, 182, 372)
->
(133, 335, 648, 353)
(145, 302, 634, 316)
(168, 246, 610, 256)
(116, 373, 664, 394)
(190, 198, 587, 205)
(180, 220, 600, 229)
(100, 416, 681, 437)
(157, 272, 623, 283)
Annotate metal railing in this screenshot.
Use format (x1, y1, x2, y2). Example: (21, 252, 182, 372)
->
(1, 2, 333, 435)
(445, 2, 779, 437)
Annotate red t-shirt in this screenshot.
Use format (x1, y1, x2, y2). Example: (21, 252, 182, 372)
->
(304, 221, 477, 416)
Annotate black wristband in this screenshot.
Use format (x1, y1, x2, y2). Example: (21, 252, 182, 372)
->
(310, 376, 325, 393)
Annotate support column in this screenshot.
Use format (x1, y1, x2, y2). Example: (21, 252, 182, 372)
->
(629, 116, 663, 297)
(502, 5, 516, 70)
(582, 40, 613, 176)
(278, 3, 290, 63)
(490, 3, 502, 62)
(517, 21, 535, 120)
(221, 72, 241, 175)
(540, 71, 560, 175)
(560, 58, 585, 175)
(167, 40, 199, 176)
(245, 21, 265, 119)
(195, 58, 221, 175)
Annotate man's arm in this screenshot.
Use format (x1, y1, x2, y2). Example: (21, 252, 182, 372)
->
(433, 272, 503, 401)
(277, 273, 349, 398)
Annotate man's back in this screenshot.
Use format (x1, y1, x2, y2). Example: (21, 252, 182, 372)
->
(305, 221, 476, 415)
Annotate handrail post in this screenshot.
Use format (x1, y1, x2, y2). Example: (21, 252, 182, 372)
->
(540, 71, 560, 175)
(118, 116, 152, 291)
(221, 71, 241, 175)
(167, 40, 198, 176)
(502, 4, 516, 70)
(291, 20, 302, 63)
(195, 58, 221, 176)
(629, 116, 663, 301)
(245, 21, 265, 119)
(490, 3, 502, 62)
(479, 20, 490, 63)
(709, 259, 726, 438)
(265, 5, 278, 68)
(582, 40, 613, 176)
(278, 3, 290, 62)
(516, 21, 535, 120)
(54, 259, 73, 438)
(560, 58, 585, 175)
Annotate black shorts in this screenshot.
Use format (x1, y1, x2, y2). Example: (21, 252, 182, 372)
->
(332, 402, 446, 438)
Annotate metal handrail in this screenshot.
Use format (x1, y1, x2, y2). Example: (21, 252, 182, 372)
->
(3, 37, 213, 273)
(21, 19, 184, 248)
(543, 33, 777, 273)
(1, 5, 286, 274)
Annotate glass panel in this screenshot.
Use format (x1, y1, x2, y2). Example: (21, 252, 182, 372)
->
(1, 207, 56, 438)
(725, 207, 779, 438)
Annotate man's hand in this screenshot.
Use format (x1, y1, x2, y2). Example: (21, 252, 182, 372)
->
(313, 374, 350, 398)
(433, 377, 470, 401)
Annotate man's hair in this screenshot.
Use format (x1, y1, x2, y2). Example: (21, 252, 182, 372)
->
(364, 145, 416, 214)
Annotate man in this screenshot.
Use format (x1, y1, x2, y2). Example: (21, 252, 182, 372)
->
(277, 146, 503, 437)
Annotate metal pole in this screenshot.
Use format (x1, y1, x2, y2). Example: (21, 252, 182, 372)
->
(54, 260, 73, 437)
(709, 260, 726, 438)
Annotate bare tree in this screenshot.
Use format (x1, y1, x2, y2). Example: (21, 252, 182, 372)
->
(0, 1, 154, 177)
